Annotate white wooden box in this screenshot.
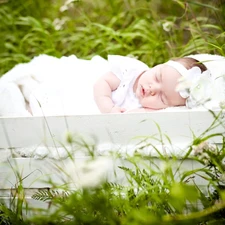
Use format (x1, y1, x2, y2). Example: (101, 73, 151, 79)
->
(0, 109, 224, 208)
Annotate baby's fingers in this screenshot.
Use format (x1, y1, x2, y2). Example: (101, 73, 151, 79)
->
(120, 108, 126, 113)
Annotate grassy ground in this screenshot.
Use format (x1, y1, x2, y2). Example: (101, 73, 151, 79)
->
(1, 0, 225, 224)
(0, 0, 224, 76)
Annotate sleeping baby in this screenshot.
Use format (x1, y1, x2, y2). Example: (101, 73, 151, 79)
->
(0, 53, 224, 116)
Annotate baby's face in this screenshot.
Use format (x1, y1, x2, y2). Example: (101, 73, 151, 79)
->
(134, 64, 186, 109)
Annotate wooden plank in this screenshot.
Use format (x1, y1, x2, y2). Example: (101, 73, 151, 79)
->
(1, 110, 223, 150)
(0, 158, 56, 189)
(0, 110, 221, 211)
(189, 109, 225, 143)
(0, 157, 207, 190)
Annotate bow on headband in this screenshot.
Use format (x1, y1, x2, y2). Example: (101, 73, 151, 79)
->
(165, 60, 213, 108)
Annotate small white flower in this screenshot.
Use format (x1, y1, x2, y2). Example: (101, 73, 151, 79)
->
(60, 0, 77, 12)
(60, 5, 69, 12)
(53, 17, 68, 30)
(198, 152, 210, 161)
(162, 21, 174, 32)
(65, 0, 76, 5)
(63, 157, 113, 189)
(202, 158, 210, 166)
(192, 144, 204, 156)
(53, 18, 64, 30)
(193, 142, 209, 156)
(193, 141, 217, 156)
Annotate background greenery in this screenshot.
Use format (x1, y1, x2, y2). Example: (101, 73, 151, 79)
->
(0, 0, 224, 76)
(1, 0, 225, 224)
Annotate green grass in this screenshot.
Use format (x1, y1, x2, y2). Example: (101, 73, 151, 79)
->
(0, 0, 224, 75)
(1, 109, 225, 225)
(1, 0, 225, 224)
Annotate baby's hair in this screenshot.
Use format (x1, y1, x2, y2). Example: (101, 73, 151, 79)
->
(173, 57, 207, 72)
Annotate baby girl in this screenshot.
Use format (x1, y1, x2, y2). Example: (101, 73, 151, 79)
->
(94, 54, 225, 113)
(0, 54, 224, 116)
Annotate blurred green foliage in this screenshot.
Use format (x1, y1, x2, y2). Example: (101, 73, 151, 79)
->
(1, 1, 225, 224)
(0, 0, 224, 76)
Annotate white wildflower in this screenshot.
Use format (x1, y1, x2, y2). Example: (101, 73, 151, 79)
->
(60, 0, 77, 12)
(53, 17, 68, 30)
(198, 152, 210, 161)
(193, 141, 217, 155)
(60, 5, 69, 12)
(63, 157, 113, 189)
(162, 21, 174, 32)
(53, 18, 63, 31)
(192, 142, 208, 156)
(65, 0, 76, 5)
(192, 141, 219, 166)
(202, 158, 210, 166)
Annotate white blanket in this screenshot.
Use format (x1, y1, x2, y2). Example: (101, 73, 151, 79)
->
(0, 55, 110, 116)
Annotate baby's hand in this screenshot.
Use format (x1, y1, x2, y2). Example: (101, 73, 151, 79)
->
(125, 108, 156, 113)
(110, 106, 126, 113)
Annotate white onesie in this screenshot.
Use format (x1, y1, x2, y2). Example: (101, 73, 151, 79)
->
(108, 55, 149, 111)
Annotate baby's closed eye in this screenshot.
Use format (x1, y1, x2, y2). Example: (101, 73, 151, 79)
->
(159, 92, 168, 105)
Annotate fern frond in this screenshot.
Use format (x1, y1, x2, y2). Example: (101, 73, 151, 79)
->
(32, 189, 70, 202)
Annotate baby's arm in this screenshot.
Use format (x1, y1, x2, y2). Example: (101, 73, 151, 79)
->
(93, 72, 125, 113)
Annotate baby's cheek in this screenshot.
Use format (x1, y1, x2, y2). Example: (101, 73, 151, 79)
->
(141, 97, 153, 107)
(144, 97, 166, 109)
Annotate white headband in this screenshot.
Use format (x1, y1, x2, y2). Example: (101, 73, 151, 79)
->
(165, 60, 189, 77)
(164, 60, 212, 108)
(164, 60, 190, 99)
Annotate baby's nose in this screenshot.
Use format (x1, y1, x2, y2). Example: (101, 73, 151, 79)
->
(148, 84, 159, 96)
(145, 88, 155, 96)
